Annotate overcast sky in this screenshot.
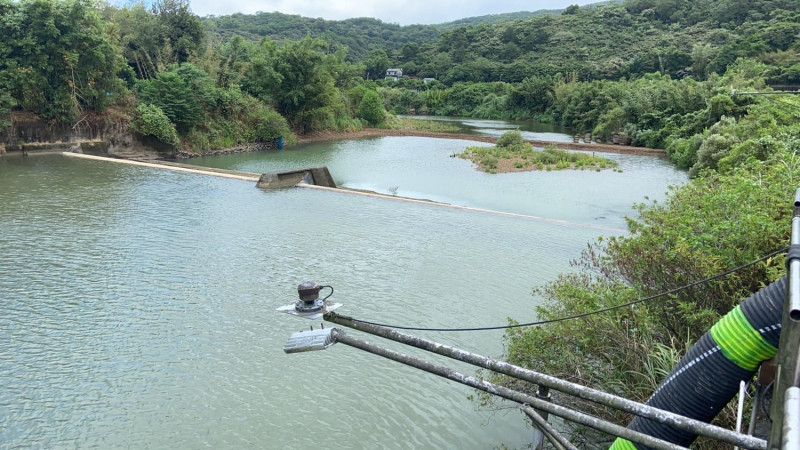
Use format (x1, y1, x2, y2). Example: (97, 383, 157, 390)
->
(189, 0, 602, 25)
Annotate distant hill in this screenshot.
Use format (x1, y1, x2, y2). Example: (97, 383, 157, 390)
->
(434, 10, 562, 31)
(404, 0, 800, 84)
(201, 0, 800, 86)
(203, 12, 440, 61)
(434, 0, 623, 30)
(202, 2, 615, 61)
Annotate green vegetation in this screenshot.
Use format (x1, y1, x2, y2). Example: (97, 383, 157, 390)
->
(355, 90, 386, 126)
(0, 0, 123, 123)
(138, 63, 216, 132)
(131, 103, 179, 145)
(382, 116, 460, 133)
(2, 0, 799, 157)
(483, 77, 800, 448)
(204, 13, 441, 62)
(460, 130, 617, 173)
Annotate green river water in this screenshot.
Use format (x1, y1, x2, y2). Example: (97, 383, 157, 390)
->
(0, 127, 686, 449)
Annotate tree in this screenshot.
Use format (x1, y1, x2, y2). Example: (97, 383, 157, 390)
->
(0, 0, 16, 128)
(1, 0, 124, 122)
(507, 76, 553, 113)
(245, 36, 342, 132)
(563, 4, 579, 15)
(400, 43, 419, 62)
(114, 2, 164, 79)
(690, 43, 715, 80)
(428, 52, 452, 80)
(138, 63, 216, 131)
(152, 0, 205, 64)
(363, 49, 389, 80)
(355, 89, 385, 125)
(217, 35, 251, 89)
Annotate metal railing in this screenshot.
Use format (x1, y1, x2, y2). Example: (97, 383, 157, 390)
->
(768, 189, 800, 449)
(323, 314, 765, 449)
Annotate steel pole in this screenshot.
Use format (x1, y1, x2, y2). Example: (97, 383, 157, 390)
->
(769, 189, 800, 448)
(331, 329, 689, 450)
(522, 404, 579, 450)
(325, 312, 767, 450)
(782, 387, 800, 449)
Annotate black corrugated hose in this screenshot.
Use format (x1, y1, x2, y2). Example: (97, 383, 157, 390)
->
(610, 276, 785, 449)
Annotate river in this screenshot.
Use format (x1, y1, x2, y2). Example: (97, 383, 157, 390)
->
(191, 134, 685, 231)
(0, 125, 687, 449)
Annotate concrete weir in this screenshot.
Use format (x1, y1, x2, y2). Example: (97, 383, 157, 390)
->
(60, 152, 624, 232)
(62, 153, 262, 181)
(256, 167, 336, 189)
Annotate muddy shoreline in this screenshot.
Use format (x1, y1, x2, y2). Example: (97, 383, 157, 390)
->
(3, 127, 667, 167)
(296, 128, 666, 157)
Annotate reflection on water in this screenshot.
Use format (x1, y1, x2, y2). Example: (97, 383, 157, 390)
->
(399, 115, 575, 142)
(0, 135, 686, 448)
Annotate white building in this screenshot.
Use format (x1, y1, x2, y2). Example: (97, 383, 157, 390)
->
(385, 68, 403, 81)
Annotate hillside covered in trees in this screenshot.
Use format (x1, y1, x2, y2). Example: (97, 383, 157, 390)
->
(380, 0, 800, 83)
(1, 0, 798, 156)
(203, 13, 441, 62)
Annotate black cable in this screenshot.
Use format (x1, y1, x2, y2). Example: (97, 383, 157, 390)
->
(340, 246, 788, 332)
(763, 95, 800, 116)
(761, 381, 774, 421)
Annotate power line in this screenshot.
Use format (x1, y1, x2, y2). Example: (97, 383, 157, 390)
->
(763, 95, 800, 116)
(336, 247, 788, 332)
(732, 90, 800, 96)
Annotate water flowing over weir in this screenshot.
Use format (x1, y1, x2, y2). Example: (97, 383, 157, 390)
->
(0, 134, 686, 448)
(190, 135, 685, 230)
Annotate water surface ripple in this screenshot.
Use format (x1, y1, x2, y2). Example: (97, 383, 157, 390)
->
(191, 135, 686, 230)
(0, 146, 683, 448)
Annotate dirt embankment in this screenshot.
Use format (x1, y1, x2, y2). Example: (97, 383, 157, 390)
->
(297, 128, 666, 157)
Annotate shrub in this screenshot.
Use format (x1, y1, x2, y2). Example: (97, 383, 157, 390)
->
(496, 162, 798, 440)
(496, 129, 524, 148)
(130, 103, 179, 145)
(137, 63, 217, 132)
(254, 108, 293, 142)
(355, 89, 386, 126)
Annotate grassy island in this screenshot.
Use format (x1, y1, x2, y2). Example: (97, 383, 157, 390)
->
(459, 130, 618, 173)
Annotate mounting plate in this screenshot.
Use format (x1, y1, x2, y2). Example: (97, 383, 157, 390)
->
(276, 302, 342, 320)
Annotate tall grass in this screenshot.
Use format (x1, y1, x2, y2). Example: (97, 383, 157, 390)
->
(382, 115, 460, 132)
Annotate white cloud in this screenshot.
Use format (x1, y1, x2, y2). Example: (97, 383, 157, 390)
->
(190, 0, 601, 25)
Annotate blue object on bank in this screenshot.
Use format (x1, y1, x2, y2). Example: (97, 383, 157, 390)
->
(278, 136, 284, 149)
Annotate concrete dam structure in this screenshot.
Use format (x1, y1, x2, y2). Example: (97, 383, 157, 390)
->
(255, 166, 336, 189)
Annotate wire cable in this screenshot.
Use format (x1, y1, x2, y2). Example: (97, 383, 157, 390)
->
(763, 95, 800, 116)
(338, 246, 788, 332)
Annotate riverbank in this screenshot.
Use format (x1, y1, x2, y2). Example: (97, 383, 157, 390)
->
(3, 125, 666, 165)
(297, 128, 666, 157)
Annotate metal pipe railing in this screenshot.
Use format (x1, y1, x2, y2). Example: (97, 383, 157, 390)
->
(769, 189, 800, 448)
(331, 329, 689, 450)
(781, 387, 800, 448)
(522, 404, 578, 450)
(325, 312, 768, 449)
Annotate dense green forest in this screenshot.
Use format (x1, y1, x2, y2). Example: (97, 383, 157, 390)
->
(2, 0, 799, 159)
(204, 13, 441, 62)
(201, 8, 575, 61)
(3, 1, 800, 444)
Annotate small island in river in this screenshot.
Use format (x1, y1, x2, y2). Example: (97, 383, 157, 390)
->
(458, 129, 619, 174)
